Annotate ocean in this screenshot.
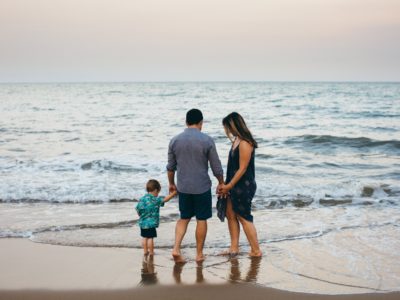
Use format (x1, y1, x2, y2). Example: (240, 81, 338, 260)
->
(0, 82, 399, 292)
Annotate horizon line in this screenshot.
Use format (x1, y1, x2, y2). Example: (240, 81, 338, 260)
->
(1, 80, 400, 84)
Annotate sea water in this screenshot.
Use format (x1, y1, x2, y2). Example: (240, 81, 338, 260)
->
(0, 82, 399, 292)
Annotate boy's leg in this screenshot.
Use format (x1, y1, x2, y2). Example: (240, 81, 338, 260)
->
(142, 238, 149, 255)
(148, 238, 154, 255)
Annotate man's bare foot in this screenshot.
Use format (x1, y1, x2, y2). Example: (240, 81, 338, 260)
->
(196, 254, 205, 262)
(172, 250, 186, 263)
(249, 250, 262, 257)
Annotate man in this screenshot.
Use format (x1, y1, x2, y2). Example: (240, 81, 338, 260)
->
(167, 108, 224, 262)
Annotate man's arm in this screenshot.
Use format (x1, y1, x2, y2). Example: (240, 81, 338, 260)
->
(166, 139, 177, 193)
(167, 170, 177, 193)
(208, 139, 224, 193)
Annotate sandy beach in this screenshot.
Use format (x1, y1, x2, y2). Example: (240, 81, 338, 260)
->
(0, 238, 399, 300)
(2, 285, 400, 300)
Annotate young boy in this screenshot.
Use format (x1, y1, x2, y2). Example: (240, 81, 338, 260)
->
(136, 179, 177, 256)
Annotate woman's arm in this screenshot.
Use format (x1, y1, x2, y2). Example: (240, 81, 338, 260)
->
(219, 141, 253, 194)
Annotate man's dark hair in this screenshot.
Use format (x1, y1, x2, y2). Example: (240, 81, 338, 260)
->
(186, 109, 203, 125)
(146, 179, 161, 192)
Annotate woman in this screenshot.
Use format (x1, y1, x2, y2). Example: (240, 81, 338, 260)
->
(218, 112, 262, 257)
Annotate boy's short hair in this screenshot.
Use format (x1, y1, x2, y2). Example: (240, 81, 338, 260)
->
(146, 179, 161, 192)
(186, 108, 203, 125)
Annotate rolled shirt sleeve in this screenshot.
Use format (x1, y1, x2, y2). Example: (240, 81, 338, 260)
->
(208, 138, 224, 178)
(166, 139, 177, 171)
(157, 196, 165, 207)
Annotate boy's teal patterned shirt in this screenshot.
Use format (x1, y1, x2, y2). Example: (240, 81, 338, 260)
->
(136, 193, 164, 229)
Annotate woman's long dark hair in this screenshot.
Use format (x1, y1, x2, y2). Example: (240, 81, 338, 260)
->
(222, 112, 258, 148)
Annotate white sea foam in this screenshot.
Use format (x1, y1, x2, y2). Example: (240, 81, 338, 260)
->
(1, 82, 399, 204)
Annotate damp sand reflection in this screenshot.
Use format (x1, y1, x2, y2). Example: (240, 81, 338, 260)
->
(138, 253, 262, 286)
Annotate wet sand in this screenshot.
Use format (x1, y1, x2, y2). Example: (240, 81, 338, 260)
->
(0, 238, 399, 300)
(2, 285, 400, 300)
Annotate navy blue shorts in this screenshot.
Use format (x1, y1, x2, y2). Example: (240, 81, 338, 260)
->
(141, 228, 157, 238)
(178, 189, 212, 220)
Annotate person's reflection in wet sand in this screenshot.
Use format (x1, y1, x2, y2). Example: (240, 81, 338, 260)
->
(229, 257, 241, 283)
(229, 256, 261, 283)
(173, 262, 186, 284)
(196, 261, 205, 283)
(173, 261, 205, 284)
(139, 255, 158, 286)
(245, 256, 262, 282)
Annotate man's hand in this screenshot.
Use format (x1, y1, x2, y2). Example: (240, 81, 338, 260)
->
(218, 183, 233, 198)
(169, 184, 177, 194)
(216, 183, 224, 196)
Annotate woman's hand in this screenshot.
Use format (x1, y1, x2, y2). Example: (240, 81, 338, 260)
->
(218, 183, 233, 195)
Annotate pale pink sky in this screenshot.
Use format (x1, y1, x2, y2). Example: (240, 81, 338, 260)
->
(0, 0, 399, 81)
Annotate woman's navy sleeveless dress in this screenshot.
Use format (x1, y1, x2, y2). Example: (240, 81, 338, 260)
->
(226, 143, 257, 222)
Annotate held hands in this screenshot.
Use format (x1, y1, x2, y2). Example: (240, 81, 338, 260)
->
(169, 184, 177, 194)
(217, 182, 233, 197)
(164, 188, 178, 203)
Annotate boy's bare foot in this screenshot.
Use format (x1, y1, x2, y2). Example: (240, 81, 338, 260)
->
(249, 250, 262, 257)
(196, 254, 205, 262)
(172, 250, 186, 263)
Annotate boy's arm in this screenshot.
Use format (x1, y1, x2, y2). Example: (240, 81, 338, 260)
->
(135, 204, 141, 216)
(163, 191, 177, 203)
(136, 199, 145, 215)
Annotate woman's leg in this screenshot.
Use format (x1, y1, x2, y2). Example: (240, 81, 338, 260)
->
(226, 198, 240, 254)
(148, 238, 154, 255)
(238, 216, 262, 257)
(142, 238, 149, 255)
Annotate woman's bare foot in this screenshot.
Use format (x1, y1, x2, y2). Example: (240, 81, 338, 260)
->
(172, 250, 186, 263)
(196, 254, 205, 262)
(249, 250, 262, 257)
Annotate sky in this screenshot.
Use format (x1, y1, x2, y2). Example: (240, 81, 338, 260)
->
(0, 0, 399, 82)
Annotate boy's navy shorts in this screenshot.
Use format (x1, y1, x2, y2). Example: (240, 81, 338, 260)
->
(141, 228, 157, 238)
(178, 189, 212, 220)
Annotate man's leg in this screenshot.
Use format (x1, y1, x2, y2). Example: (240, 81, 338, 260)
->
(195, 220, 207, 262)
(173, 192, 194, 262)
(172, 218, 190, 262)
(194, 190, 212, 262)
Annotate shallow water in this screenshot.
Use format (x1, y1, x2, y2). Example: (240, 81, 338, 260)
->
(0, 82, 399, 293)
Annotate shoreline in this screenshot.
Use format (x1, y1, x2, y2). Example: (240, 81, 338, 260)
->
(0, 238, 399, 300)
